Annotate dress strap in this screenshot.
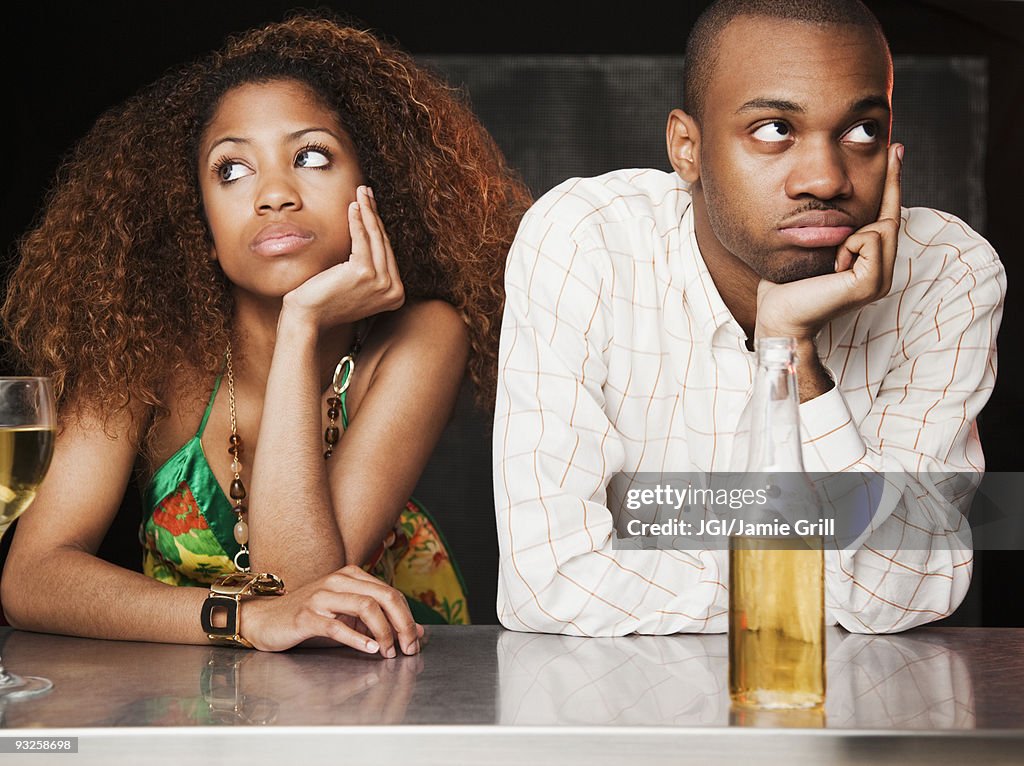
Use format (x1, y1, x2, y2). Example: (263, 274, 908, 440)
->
(196, 375, 223, 438)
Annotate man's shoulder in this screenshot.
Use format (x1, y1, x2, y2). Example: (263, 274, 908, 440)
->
(900, 207, 1002, 277)
(525, 168, 692, 237)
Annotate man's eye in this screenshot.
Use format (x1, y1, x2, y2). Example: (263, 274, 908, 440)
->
(216, 160, 251, 183)
(844, 122, 878, 144)
(752, 121, 792, 142)
(296, 148, 331, 168)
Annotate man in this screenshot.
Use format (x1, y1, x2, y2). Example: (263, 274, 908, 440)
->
(493, 0, 1005, 635)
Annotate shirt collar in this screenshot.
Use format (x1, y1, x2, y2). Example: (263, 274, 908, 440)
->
(677, 200, 747, 342)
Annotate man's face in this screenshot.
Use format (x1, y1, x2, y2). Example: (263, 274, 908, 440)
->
(694, 16, 893, 283)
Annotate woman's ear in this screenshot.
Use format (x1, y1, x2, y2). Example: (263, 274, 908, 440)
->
(666, 108, 702, 184)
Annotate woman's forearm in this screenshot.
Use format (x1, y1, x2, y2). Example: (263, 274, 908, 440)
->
(2, 547, 210, 644)
(246, 310, 345, 585)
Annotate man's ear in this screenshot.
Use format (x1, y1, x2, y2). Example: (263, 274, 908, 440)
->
(666, 108, 701, 184)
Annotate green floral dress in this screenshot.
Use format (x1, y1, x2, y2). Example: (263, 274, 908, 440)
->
(139, 376, 469, 625)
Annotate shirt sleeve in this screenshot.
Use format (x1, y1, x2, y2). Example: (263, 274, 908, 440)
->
(800, 216, 1006, 634)
(493, 208, 729, 636)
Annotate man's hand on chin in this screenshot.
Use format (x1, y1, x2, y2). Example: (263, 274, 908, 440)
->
(754, 143, 903, 402)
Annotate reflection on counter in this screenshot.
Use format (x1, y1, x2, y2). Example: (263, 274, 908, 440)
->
(0, 630, 423, 727)
(497, 628, 976, 729)
(0, 626, 1003, 731)
(828, 632, 975, 729)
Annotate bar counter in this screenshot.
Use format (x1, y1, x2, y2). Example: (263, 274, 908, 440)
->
(1, 626, 1020, 765)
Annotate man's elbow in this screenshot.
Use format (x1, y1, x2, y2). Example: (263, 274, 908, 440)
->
(496, 570, 635, 637)
(831, 583, 970, 634)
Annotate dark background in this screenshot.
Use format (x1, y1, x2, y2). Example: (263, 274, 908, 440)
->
(3, 1, 1022, 625)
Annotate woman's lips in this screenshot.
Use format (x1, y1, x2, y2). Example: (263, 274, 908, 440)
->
(250, 223, 315, 256)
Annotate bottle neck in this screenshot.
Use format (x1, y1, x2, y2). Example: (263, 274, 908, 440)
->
(746, 339, 805, 473)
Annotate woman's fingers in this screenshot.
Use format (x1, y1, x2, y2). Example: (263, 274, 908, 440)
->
(246, 567, 424, 656)
(313, 588, 401, 658)
(332, 566, 420, 654)
(365, 188, 402, 286)
(348, 198, 373, 272)
(357, 187, 390, 279)
(361, 187, 404, 307)
(309, 608, 382, 654)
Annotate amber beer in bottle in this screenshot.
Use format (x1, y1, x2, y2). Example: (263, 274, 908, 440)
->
(729, 338, 825, 710)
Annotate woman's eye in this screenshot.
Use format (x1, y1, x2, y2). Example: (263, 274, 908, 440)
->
(217, 161, 251, 183)
(296, 148, 331, 168)
(752, 121, 792, 143)
(843, 122, 878, 144)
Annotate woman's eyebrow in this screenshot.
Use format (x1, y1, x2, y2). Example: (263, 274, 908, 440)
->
(206, 136, 250, 157)
(287, 127, 344, 142)
(204, 128, 345, 160)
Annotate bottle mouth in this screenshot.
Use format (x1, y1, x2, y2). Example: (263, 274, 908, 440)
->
(755, 337, 796, 365)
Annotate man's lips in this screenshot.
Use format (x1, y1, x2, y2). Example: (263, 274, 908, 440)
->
(777, 210, 855, 248)
(250, 223, 315, 256)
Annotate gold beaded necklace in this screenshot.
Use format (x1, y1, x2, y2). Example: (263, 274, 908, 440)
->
(224, 333, 361, 573)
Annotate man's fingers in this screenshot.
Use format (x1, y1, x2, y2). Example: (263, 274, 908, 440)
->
(877, 144, 902, 295)
(879, 143, 903, 225)
(834, 247, 855, 273)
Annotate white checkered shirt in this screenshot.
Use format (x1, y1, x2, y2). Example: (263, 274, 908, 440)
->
(494, 169, 1005, 636)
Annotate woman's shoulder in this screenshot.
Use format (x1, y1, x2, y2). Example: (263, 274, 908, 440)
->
(140, 363, 219, 476)
(371, 299, 469, 355)
(347, 300, 469, 416)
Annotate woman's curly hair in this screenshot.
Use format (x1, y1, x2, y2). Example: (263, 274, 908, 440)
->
(2, 13, 531, 447)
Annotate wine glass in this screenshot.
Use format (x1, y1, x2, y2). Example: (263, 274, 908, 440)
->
(0, 377, 56, 698)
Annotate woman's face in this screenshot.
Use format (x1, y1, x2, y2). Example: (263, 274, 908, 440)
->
(198, 79, 364, 299)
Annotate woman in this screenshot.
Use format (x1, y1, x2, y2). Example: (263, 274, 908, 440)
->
(1, 15, 530, 653)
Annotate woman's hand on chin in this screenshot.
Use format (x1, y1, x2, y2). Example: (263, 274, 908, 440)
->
(282, 185, 405, 331)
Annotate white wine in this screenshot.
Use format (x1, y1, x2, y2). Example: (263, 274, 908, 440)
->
(729, 536, 825, 709)
(0, 426, 55, 535)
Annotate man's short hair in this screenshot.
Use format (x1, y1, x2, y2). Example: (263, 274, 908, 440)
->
(683, 0, 890, 121)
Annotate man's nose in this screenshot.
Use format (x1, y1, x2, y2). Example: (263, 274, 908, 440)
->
(784, 138, 854, 201)
(255, 169, 301, 213)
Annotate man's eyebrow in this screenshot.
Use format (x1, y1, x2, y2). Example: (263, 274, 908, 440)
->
(735, 95, 891, 117)
(736, 98, 804, 115)
(850, 95, 891, 113)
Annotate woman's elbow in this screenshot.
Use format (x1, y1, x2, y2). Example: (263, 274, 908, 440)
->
(1, 555, 36, 629)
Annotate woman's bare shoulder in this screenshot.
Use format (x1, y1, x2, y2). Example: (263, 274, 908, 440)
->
(374, 298, 469, 351)
(344, 300, 469, 420)
(140, 363, 219, 476)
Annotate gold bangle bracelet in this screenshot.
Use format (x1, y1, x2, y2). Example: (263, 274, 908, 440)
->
(200, 572, 285, 648)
